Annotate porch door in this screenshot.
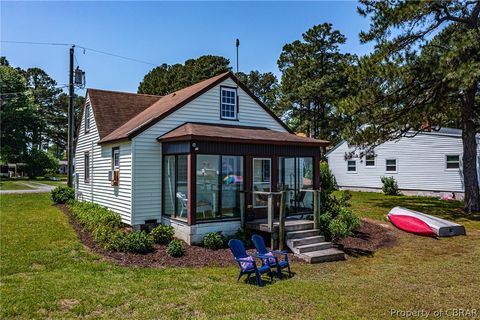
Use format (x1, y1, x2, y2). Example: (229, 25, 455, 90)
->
(252, 158, 271, 208)
(278, 157, 314, 215)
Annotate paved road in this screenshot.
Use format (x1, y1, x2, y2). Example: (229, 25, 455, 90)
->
(0, 182, 55, 194)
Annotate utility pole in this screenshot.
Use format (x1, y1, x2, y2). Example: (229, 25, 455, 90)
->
(67, 45, 75, 188)
(236, 38, 240, 73)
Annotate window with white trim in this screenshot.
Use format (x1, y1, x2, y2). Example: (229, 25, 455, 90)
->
(446, 155, 460, 169)
(386, 159, 397, 172)
(112, 147, 120, 170)
(347, 160, 357, 173)
(85, 103, 91, 133)
(220, 87, 237, 120)
(365, 154, 375, 167)
(84, 152, 90, 183)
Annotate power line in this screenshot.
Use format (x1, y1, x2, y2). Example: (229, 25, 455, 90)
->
(1, 40, 157, 66)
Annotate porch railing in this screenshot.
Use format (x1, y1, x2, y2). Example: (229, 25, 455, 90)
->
(251, 189, 321, 250)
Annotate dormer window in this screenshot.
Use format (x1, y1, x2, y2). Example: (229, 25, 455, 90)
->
(220, 87, 237, 120)
(84, 103, 91, 133)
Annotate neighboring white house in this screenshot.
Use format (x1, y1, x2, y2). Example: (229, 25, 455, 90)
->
(326, 128, 480, 198)
(75, 72, 328, 244)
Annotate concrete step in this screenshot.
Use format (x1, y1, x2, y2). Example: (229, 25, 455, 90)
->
(294, 242, 333, 254)
(285, 221, 314, 232)
(286, 229, 320, 239)
(296, 248, 346, 263)
(287, 235, 325, 247)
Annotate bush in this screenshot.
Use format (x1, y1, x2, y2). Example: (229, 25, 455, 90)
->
(320, 162, 338, 214)
(167, 239, 185, 257)
(68, 201, 122, 231)
(51, 186, 75, 204)
(203, 232, 224, 250)
(234, 229, 252, 247)
(328, 208, 360, 240)
(381, 176, 400, 196)
(119, 231, 154, 254)
(25, 149, 58, 178)
(92, 225, 121, 250)
(150, 225, 174, 245)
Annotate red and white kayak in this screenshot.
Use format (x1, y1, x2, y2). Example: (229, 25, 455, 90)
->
(388, 207, 466, 237)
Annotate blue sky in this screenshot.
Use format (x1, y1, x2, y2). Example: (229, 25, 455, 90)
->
(1, 1, 374, 94)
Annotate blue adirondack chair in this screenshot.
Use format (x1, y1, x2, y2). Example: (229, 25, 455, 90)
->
(251, 234, 291, 278)
(228, 239, 272, 286)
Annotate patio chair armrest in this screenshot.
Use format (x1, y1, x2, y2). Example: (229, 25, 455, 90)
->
(269, 250, 289, 262)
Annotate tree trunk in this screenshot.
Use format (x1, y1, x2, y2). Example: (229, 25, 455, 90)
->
(462, 84, 480, 213)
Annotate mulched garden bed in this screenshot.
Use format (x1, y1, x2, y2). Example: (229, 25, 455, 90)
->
(335, 218, 398, 257)
(58, 204, 302, 268)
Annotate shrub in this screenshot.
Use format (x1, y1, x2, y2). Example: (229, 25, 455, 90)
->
(203, 232, 224, 250)
(167, 239, 185, 257)
(68, 201, 122, 231)
(328, 208, 360, 240)
(51, 186, 75, 204)
(320, 162, 338, 214)
(25, 149, 58, 178)
(381, 176, 400, 196)
(234, 229, 252, 247)
(119, 231, 154, 254)
(150, 225, 174, 245)
(92, 225, 121, 250)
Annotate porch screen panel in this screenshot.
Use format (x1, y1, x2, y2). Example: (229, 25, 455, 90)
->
(253, 158, 271, 208)
(221, 156, 243, 218)
(175, 155, 188, 219)
(297, 157, 313, 211)
(196, 155, 220, 220)
(162, 155, 175, 216)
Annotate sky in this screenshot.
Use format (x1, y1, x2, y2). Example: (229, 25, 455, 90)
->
(1, 1, 374, 95)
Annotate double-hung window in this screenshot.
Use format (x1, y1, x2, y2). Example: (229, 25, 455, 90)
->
(112, 148, 120, 170)
(347, 160, 357, 173)
(446, 155, 460, 169)
(220, 87, 237, 120)
(365, 154, 375, 167)
(386, 159, 397, 172)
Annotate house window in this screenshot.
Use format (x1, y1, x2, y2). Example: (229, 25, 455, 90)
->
(347, 160, 357, 173)
(446, 155, 460, 169)
(162, 155, 188, 219)
(84, 152, 90, 183)
(220, 87, 237, 120)
(111, 147, 120, 186)
(365, 154, 375, 167)
(112, 148, 120, 170)
(386, 159, 397, 172)
(84, 103, 91, 133)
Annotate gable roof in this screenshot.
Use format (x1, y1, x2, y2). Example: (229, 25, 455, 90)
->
(87, 89, 162, 139)
(92, 72, 292, 144)
(158, 122, 329, 147)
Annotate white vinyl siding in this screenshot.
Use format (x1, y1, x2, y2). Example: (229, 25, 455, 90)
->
(75, 95, 133, 224)
(131, 78, 287, 226)
(326, 132, 480, 193)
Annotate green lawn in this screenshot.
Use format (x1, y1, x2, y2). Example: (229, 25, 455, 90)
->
(1, 192, 479, 319)
(0, 180, 35, 190)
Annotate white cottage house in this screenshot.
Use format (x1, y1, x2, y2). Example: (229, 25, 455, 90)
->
(75, 72, 328, 244)
(326, 128, 480, 199)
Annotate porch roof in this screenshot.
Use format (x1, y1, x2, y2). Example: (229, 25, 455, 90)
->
(157, 123, 330, 147)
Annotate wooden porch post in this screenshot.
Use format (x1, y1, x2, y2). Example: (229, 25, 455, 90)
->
(187, 153, 196, 226)
(278, 190, 286, 251)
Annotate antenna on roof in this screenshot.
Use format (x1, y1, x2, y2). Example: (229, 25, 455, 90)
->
(235, 38, 240, 73)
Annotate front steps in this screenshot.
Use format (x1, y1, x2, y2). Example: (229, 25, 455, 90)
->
(285, 221, 345, 263)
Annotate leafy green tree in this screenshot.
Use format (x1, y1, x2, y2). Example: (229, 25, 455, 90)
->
(0, 64, 35, 162)
(138, 55, 230, 95)
(22, 68, 62, 150)
(340, 0, 480, 212)
(277, 23, 356, 147)
(235, 70, 280, 113)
